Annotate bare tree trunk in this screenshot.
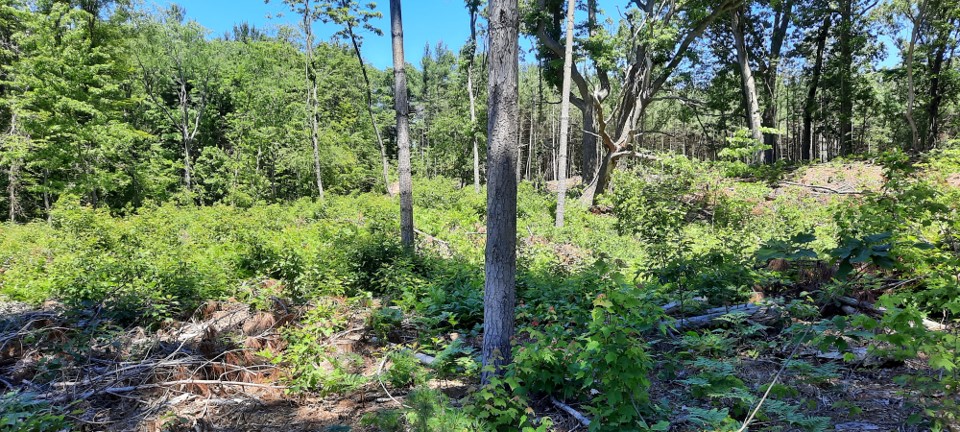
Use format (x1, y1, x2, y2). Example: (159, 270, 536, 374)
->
(924, 14, 955, 149)
(391, 0, 415, 251)
(731, 8, 765, 162)
(310, 80, 324, 197)
(904, 0, 926, 152)
(303, 1, 325, 198)
(555, 0, 575, 227)
(761, 0, 792, 161)
(482, 0, 519, 384)
(346, 25, 393, 196)
(802, 16, 831, 161)
(838, 0, 854, 156)
(466, 2, 482, 193)
(5, 111, 23, 222)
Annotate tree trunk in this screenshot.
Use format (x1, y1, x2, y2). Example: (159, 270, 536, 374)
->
(466, 2, 482, 193)
(924, 16, 953, 149)
(904, 1, 925, 153)
(391, 0, 415, 251)
(731, 8, 765, 162)
(482, 0, 519, 384)
(310, 80, 324, 197)
(303, 1, 325, 198)
(6, 111, 22, 222)
(761, 0, 792, 161)
(555, 0, 575, 227)
(347, 25, 393, 197)
(802, 16, 831, 161)
(838, 0, 854, 156)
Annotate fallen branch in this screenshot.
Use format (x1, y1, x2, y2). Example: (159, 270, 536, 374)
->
(68, 379, 287, 400)
(779, 181, 864, 195)
(660, 303, 776, 331)
(551, 396, 591, 427)
(837, 296, 946, 331)
(660, 297, 707, 315)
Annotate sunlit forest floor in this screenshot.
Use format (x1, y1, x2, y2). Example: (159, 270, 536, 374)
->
(2, 149, 959, 431)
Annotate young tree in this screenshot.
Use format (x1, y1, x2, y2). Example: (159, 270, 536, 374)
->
(320, 0, 392, 196)
(464, 0, 483, 193)
(482, 0, 519, 382)
(269, 0, 326, 197)
(390, 0, 414, 251)
(135, 6, 215, 193)
(554, 0, 574, 227)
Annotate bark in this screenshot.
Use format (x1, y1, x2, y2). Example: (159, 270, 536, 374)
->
(346, 24, 393, 197)
(303, 0, 325, 198)
(482, 0, 519, 383)
(5, 111, 22, 222)
(925, 42, 946, 150)
(802, 16, 832, 161)
(554, 0, 575, 228)
(924, 13, 957, 149)
(466, 2, 482, 193)
(761, 0, 793, 161)
(581, 0, 602, 184)
(838, 0, 854, 156)
(731, 8, 765, 162)
(904, 0, 926, 153)
(391, 0, 415, 251)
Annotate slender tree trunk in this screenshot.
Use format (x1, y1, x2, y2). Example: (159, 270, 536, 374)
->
(555, 0, 575, 227)
(302, 1, 325, 198)
(391, 0, 415, 251)
(6, 111, 22, 222)
(838, 0, 854, 156)
(803, 16, 831, 161)
(466, 3, 482, 193)
(179, 84, 193, 191)
(925, 21, 952, 149)
(310, 81, 324, 197)
(762, 0, 792, 161)
(526, 112, 534, 179)
(482, 0, 519, 384)
(731, 8, 765, 162)
(904, 1, 925, 152)
(347, 25, 393, 196)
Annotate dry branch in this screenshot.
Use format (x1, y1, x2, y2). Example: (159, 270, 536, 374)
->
(551, 396, 591, 427)
(837, 296, 946, 331)
(779, 181, 864, 195)
(659, 303, 778, 331)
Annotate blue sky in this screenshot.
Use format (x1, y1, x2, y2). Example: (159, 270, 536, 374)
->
(169, 1, 900, 70)
(165, 0, 616, 69)
(169, 0, 505, 69)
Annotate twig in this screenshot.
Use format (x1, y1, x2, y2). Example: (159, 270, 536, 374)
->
(375, 349, 409, 408)
(551, 396, 591, 427)
(737, 327, 812, 432)
(779, 181, 864, 195)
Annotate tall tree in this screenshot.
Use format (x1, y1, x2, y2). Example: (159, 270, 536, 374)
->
(135, 6, 214, 193)
(801, 15, 832, 161)
(270, 0, 326, 197)
(390, 0, 414, 250)
(482, 0, 519, 382)
(320, 0, 392, 196)
(465, 0, 482, 193)
(554, 0, 574, 227)
(731, 7, 765, 161)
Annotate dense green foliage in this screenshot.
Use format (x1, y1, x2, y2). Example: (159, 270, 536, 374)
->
(1, 0, 960, 430)
(2, 145, 959, 429)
